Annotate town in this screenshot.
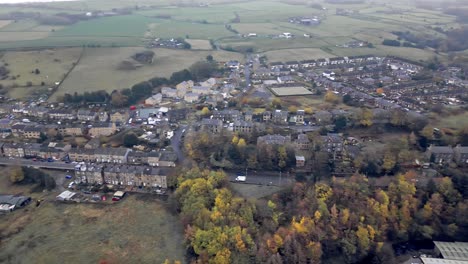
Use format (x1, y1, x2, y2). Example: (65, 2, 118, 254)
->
(1, 30, 468, 264)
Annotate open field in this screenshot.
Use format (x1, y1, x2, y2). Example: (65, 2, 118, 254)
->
(262, 48, 333, 62)
(0, 20, 12, 29)
(147, 20, 234, 40)
(270, 86, 313, 96)
(0, 48, 82, 88)
(0, 31, 50, 42)
(328, 45, 439, 62)
(432, 112, 468, 130)
(0, 196, 186, 264)
(229, 183, 282, 199)
(51, 47, 243, 100)
(185, 39, 212, 50)
(0, 167, 185, 264)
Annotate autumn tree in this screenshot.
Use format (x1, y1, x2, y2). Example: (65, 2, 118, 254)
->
(9, 166, 24, 183)
(359, 108, 373, 127)
(111, 91, 129, 107)
(324, 91, 340, 104)
(201, 106, 211, 116)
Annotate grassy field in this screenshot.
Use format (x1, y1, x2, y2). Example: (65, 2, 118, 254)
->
(229, 183, 282, 199)
(0, 169, 186, 264)
(0, 0, 464, 99)
(270, 86, 313, 96)
(185, 39, 212, 50)
(432, 112, 468, 130)
(0, 196, 186, 264)
(0, 20, 12, 29)
(51, 47, 243, 100)
(262, 48, 333, 62)
(0, 48, 82, 88)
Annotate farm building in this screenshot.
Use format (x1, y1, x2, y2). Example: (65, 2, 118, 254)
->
(0, 195, 31, 212)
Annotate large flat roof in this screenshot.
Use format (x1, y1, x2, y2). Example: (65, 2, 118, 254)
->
(435, 241, 468, 261)
(421, 257, 468, 264)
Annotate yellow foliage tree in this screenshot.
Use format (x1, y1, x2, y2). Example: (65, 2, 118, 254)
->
(288, 105, 298, 113)
(237, 138, 246, 147)
(304, 107, 314, 115)
(359, 108, 373, 127)
(324, 91, 340, 104)
(201, 106, 210, 116)
(232, 135, 239, 145)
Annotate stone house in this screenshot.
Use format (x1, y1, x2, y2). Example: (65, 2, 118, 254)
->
(2, 143, 25, 158)
(233, 120, 254, 133)
(77, 109, 97, 121)
(426, 145, 454, 164)
(94, 147, 131, 164)
(184, 92, 200, 103)
(109, 110, 129, 124)
(23, 126, 42, 139)
(295, 134, 311, 150)
(68, 148, 96, 162)
(76, 164, 104, 185)
(201, 118, 223, 134)
(58, 126, 83, 137)
(88, 122, 117, 137)
(454, 145, 468, 166)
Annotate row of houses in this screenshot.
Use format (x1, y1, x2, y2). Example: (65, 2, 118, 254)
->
(269, 55, 385, 70)
(0, 106, 130, 123)
(8, 122, 118, 139)
(75, 164, 168, 188)
(426, 145, 468, 166)
(0, 143, 177, 167)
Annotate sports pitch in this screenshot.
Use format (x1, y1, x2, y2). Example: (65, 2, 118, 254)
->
(270, 86, 313, 96)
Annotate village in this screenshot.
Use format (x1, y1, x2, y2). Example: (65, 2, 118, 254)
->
(0, 52, 467, 208)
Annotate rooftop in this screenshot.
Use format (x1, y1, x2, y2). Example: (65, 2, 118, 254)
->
(435, 241, 468, 261)
(421, 257, 468, 264)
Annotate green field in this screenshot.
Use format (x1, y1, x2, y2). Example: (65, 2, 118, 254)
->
(0, 169, 186, 264)
(0, 48, 82, 89)
(51, 47, 243, 100)
(0, 0, 465, 99)
(0, 196, 186, 264)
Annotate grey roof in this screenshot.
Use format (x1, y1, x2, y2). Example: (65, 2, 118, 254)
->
(455, 146, 468, 154)
(95, 147, 130, 156)
(201, 118, 222, 126)
(434, 241, 468, 261)
(0, 195, 31, 207)
(429, 146, 454, 154)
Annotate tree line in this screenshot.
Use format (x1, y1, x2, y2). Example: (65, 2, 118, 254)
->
(172, 168, 468, 263)
(61, 58, 219, 106)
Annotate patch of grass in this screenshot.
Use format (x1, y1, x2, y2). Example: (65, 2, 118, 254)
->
(0, 48, 82, 88)
(51, 47, 242, 100)
(0, 195, 186, 264)
(53, 15, 152, 37)
(147, 20, 234, 39)
(185, 39, 212, 50)
(262, 48, 333, 62)
(229, 183, 283, 199)
(0, 20, 12, 29)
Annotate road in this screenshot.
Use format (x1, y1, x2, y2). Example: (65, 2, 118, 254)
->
(171, 125, 187, 162)
(0, 157, 75, 170)
(227, 170, 292, 186)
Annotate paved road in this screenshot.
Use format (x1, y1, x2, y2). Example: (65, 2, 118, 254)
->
(227, 170, 292, 186)
(171, 124, 187, 162)
(0, 157, 75, 170)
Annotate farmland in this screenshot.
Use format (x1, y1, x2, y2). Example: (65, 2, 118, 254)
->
(0, 0, 465, 99)
(0, 167, 186, 264)
(0, 48, 82, 88)
(0, 196, 186, 264)
(51, 47, 243, 100)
